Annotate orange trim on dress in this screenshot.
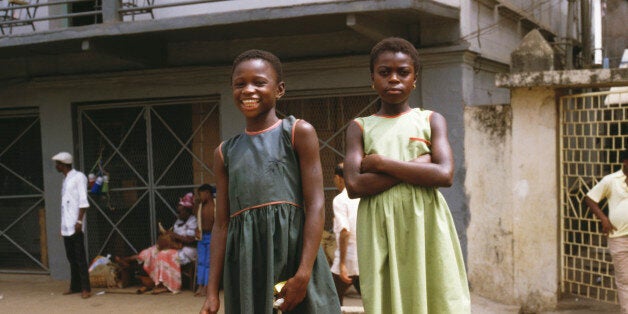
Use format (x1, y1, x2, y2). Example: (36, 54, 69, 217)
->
(245, 119, 282, 135)
(409, 137, 431, 146)
(230, 200, 301, 218)
(292, 119, 301, 147)
(373, 109, 413, 118)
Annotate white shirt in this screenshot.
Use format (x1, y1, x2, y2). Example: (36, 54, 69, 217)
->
(587, 170, 628, 238)
(173, 215, 198, 264)
(331, 188, 360, 276)
(60, 169, 89, 236)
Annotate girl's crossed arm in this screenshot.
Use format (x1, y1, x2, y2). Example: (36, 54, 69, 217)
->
(361, 112, 453, 187)
(345, 112, 453, 199)
(344, 120, 400, 198)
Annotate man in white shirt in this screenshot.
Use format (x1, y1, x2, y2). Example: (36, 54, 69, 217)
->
(331, 162, 361, 304)
(52, 152, 91, 299)
(585, 149, 628, 313)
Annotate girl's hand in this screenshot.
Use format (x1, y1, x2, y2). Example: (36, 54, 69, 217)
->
(278, 273, 309, 311)
(360, 154, 383, 173)
(199, 293, 220, 314)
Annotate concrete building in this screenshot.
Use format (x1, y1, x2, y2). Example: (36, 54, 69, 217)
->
(3, 0, 623, 311)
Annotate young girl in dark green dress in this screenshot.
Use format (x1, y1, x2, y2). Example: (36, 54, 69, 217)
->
(200, 50, 340, 314)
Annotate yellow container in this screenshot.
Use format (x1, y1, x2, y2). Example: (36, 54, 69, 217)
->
(273, 281, 287, 295)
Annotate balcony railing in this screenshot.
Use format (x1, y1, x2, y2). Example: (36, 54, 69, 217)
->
(0, 0, 231, 36)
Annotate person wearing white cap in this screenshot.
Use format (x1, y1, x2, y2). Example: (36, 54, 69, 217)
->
(52, 151, 91, 299)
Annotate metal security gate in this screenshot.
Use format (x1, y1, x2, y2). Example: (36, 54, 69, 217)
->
(277, 93, 379, 229)
(77, 96, 220, 259)
(560, 89, 628, 304)
(0, 109, 47, 273)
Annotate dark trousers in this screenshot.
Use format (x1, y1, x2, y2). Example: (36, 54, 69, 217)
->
(332, 273, 360, 305)
(63, 232, 91, 292)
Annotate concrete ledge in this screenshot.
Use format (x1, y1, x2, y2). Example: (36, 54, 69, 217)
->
(0, 0, 458, 48)
(496, 68, 628, 88)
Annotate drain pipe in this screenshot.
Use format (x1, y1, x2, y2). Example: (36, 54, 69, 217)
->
(591, 0, 603, 66)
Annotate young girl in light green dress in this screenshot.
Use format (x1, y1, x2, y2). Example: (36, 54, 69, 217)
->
(344, 37, 470, 314)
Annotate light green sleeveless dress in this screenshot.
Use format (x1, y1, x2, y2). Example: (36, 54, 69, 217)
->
(221, 116, 340, 314)
(355, 108, 470, 314)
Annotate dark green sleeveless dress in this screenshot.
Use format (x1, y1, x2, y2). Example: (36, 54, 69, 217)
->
(221, 116, 341, 314)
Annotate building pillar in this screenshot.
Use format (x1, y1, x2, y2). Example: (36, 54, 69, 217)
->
(511, 86, 559, 310)
(39, 98, 75, 280)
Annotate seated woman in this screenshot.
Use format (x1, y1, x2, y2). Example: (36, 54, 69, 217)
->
(116, 192, 198, 294)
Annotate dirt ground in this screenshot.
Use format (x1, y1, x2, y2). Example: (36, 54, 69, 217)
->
(0, 274, 622, 313)
(0, 274, 363, 314)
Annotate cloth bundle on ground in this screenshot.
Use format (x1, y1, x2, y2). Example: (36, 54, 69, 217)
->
(88, 256, 121, 288)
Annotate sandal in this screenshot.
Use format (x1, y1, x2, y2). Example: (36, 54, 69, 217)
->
(151, 286, 169, 295)
(136, 286, 151, 294)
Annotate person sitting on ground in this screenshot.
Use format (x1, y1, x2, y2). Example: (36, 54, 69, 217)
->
(116, 192, 198, 294)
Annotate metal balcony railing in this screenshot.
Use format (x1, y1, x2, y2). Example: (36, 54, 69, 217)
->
(0, 0, 231, 36)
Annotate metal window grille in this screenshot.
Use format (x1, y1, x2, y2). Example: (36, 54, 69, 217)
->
(560, 89, 628, 304)
(77, 96, 220, 259)
(0, 108, 47, 273)
(276, 93, 379, 230)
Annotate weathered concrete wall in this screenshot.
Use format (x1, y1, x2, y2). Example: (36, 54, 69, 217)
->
(465, 104, 514, 300)
(466, 87, 559, 312)
(510, 87, 559, 312)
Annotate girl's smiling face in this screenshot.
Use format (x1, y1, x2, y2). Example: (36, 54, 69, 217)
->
(371, 51, 416, 106)
(231, 58, 285, 120)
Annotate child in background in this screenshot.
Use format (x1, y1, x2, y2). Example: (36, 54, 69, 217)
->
(344, 37, 470, 314)
(194, 184, 215, 297)
(330, 162, 361, 305)
(200, 49, 340, 314)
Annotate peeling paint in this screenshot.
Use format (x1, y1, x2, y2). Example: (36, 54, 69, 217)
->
(471, 105, 512, 139)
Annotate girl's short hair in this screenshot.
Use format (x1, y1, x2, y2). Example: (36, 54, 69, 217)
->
(232, 49, 283, 82)
(198, 183, 215, 193)
(369, 37, 420, 75)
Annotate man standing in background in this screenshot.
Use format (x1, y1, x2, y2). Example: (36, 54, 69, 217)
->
(585, 149, 628, 313)
(52, 152, 91, 299)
